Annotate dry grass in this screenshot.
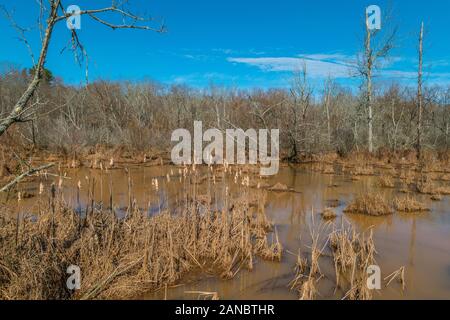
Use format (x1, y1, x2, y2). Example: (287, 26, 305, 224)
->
(415, 174, 436, 194)
(0, 182, 278, 299)
(322, 165, 335, 175)
(435, 186, 450, 195)
(439, 174, 450, 182)
(321, 208, 337, 220)
(268, 182, 289, 192)
(376, 175, 395, 188)
(350, 165, 375, 177)
(430, 194, 443, 201)
(329, 223, 377, 300)
(384, 266, 406, 291)
(414, 174, 450, 195)
(267, 183, 299, 193)
(393, 196, 430, 212)
(185, 291, 219, 300)
(288, 214, 408, 300)
(289, 217, 394, 300)
(289, 216, 329, 300)
(344, 194, 393, 216)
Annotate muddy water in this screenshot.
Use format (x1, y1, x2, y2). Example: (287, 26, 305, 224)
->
(8, 164, 450, 300)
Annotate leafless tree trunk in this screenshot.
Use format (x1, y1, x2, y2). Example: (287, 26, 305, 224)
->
(365, 13, 374, 153)
(416, 22, 424, 159)
(323, 77, 333, 147)
(0, 0, 60, 137)
(0, 1, 164, 138)
(358, 9, 396, 153)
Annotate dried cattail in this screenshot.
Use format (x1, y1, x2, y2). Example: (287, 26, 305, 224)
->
(39, 182, 44, 195)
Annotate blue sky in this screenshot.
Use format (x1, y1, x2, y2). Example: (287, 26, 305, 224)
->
(0, 0, 449, 89)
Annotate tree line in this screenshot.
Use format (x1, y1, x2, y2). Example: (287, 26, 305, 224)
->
(1, 66, 449, 160)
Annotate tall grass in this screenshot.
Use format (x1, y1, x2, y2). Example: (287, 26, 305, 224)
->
(0, 172, 279, 299)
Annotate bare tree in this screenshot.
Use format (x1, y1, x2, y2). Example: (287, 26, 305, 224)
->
(0, 0, 164, 138)
(323, 77, 335, 147)
(0, 0, 164, 191)
(358, 7, 397, 153)
(416, 22, 424, 159)
(288, 63, 313, 159)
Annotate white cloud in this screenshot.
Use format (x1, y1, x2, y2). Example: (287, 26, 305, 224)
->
(227, 53, 356, 78)
(227, 53, 450, 84)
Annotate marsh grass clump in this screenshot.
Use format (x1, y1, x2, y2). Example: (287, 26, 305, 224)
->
(185, 291, 219, 300)
(376, 175, 395, 188)
(350, 165, 375, 177)
(393, 196, 430, 212)
(321, 208, 337, 220)
(344, 194, 393, 216)
(255, 228, 283, 262)
(0, 185, 277, 300)
(413, 173, 450, 195)
(435, 186, 450, 195)
(415, 174, 436, 194)
(268, 183, 288, 192)
(289, 217, 406, 301)
(329, 223, 377, 300)
(322, 165, 335, 174)
(430, 194, 443, 201)
(384, 266, 406, 291)
(289, 218, 329, 300)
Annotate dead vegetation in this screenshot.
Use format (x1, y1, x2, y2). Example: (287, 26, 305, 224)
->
(344, 194, 394, 216)
(289, 218, 329, 300)
(185, 291, 220, 300)
(289, 218, 405, 300)
(393, 196, 430, 212)
(349, 165, 375, 177)
(376, 175, 395, 188)
(0, 178, 280, 299)
(329, 223, 377, 300)
(267, 182, 299, 193)
(430, 194, 443, 201)
(384, 266, 406, 291)
(321, 208, 337, 220)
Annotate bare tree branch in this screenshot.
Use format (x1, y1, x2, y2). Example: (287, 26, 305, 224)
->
(0, 163, 54, 193)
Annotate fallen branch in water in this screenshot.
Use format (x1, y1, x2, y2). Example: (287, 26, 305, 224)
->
(0, 163, 54, 192)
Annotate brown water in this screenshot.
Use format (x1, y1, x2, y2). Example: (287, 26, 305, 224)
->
(7, 164, 450, 300)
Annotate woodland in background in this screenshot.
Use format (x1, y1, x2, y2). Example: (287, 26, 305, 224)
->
(1, 66, 449, 165)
